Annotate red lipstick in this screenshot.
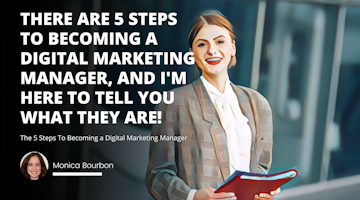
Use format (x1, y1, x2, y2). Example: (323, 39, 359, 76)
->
(205, 57, 222, 65)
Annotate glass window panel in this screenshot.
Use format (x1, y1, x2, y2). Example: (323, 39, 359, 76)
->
(328, 6, 360, 180)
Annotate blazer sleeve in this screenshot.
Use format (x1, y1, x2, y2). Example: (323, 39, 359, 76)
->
(256, 92, 273, 174)
(145, 103, 191, 200)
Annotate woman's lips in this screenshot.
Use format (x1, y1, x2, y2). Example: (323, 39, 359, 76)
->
(205, 57, 222, 65)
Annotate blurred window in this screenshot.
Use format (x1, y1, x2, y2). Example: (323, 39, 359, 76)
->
(328, 6, 360, 180)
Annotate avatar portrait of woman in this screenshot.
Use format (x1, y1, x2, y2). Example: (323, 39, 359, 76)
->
(146, 10, 280, 200)
(20, 152, 48, 180)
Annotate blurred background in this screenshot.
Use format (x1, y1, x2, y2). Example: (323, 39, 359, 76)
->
(11, 0, 360, 199)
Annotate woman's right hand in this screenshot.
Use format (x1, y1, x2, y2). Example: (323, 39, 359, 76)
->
(194, 188, 237, 200)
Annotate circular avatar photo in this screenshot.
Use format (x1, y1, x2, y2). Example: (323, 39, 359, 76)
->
(20, 151, 49, 180)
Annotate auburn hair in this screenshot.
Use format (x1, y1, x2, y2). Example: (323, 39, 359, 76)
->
(188, 10, 237, 71)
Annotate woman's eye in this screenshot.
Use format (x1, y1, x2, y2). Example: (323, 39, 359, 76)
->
(29, 163, 32, 166)
(217, 40, 224, 44)
(36, 163, 40, 166)
(197, 43, 205, 47)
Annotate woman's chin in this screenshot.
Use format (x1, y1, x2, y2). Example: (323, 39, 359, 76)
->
(30, 174, 40, 180)
(204, 67, 228, 77)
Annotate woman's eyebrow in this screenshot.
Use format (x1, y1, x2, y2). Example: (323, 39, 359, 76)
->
(195, 38, 207, 43)
(213, 35, 225, 40)
(195, 35, 225, 44)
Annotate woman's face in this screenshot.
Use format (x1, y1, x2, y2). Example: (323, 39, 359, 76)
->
(27, 156, 41, 180)
(191, 24, 236, 78)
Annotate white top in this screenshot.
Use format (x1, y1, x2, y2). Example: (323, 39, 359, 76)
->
(186, 76, 252, 200)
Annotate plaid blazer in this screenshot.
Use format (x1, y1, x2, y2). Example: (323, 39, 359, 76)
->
(145, 78, 273, 200)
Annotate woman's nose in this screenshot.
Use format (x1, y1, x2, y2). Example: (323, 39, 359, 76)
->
(207, 42, 218, 56)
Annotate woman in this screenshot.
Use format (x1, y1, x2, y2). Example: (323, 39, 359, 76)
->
(20, 152, 47, 180)
(146, 10, 280, 200)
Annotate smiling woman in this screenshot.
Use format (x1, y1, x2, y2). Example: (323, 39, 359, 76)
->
(20, 152, 48, 180)
(190, 23, 236, 92)
(188, 10, 236, 77)
(146, 10, 277, 200)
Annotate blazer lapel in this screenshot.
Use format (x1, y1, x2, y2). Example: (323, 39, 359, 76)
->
(231, 83, 258, 173)
(193, 78, 230, 180)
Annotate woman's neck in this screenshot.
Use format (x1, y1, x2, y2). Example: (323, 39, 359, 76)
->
(202, 73, 229, 93)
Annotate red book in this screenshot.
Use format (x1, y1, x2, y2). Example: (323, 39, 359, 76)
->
(215, 168, 298, 200)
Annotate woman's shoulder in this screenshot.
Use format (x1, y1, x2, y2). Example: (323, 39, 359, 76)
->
(156, 83, 197, 110)
(236, 85, 266, 98)
(232, 84, 271, 108)
(170, 82, 198, 95)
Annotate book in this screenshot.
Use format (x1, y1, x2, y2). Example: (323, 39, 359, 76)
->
(215, 168, 298, 200)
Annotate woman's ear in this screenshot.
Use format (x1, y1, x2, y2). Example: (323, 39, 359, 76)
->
(231, 40, 236, 56)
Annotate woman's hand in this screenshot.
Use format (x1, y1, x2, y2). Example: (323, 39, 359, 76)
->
(194, 187, 237, 200)
(253, 188, 281, 200)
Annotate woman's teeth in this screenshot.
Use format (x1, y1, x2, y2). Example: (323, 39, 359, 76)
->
(206, 58, 221, 61)
(205, 57, 222, 65)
